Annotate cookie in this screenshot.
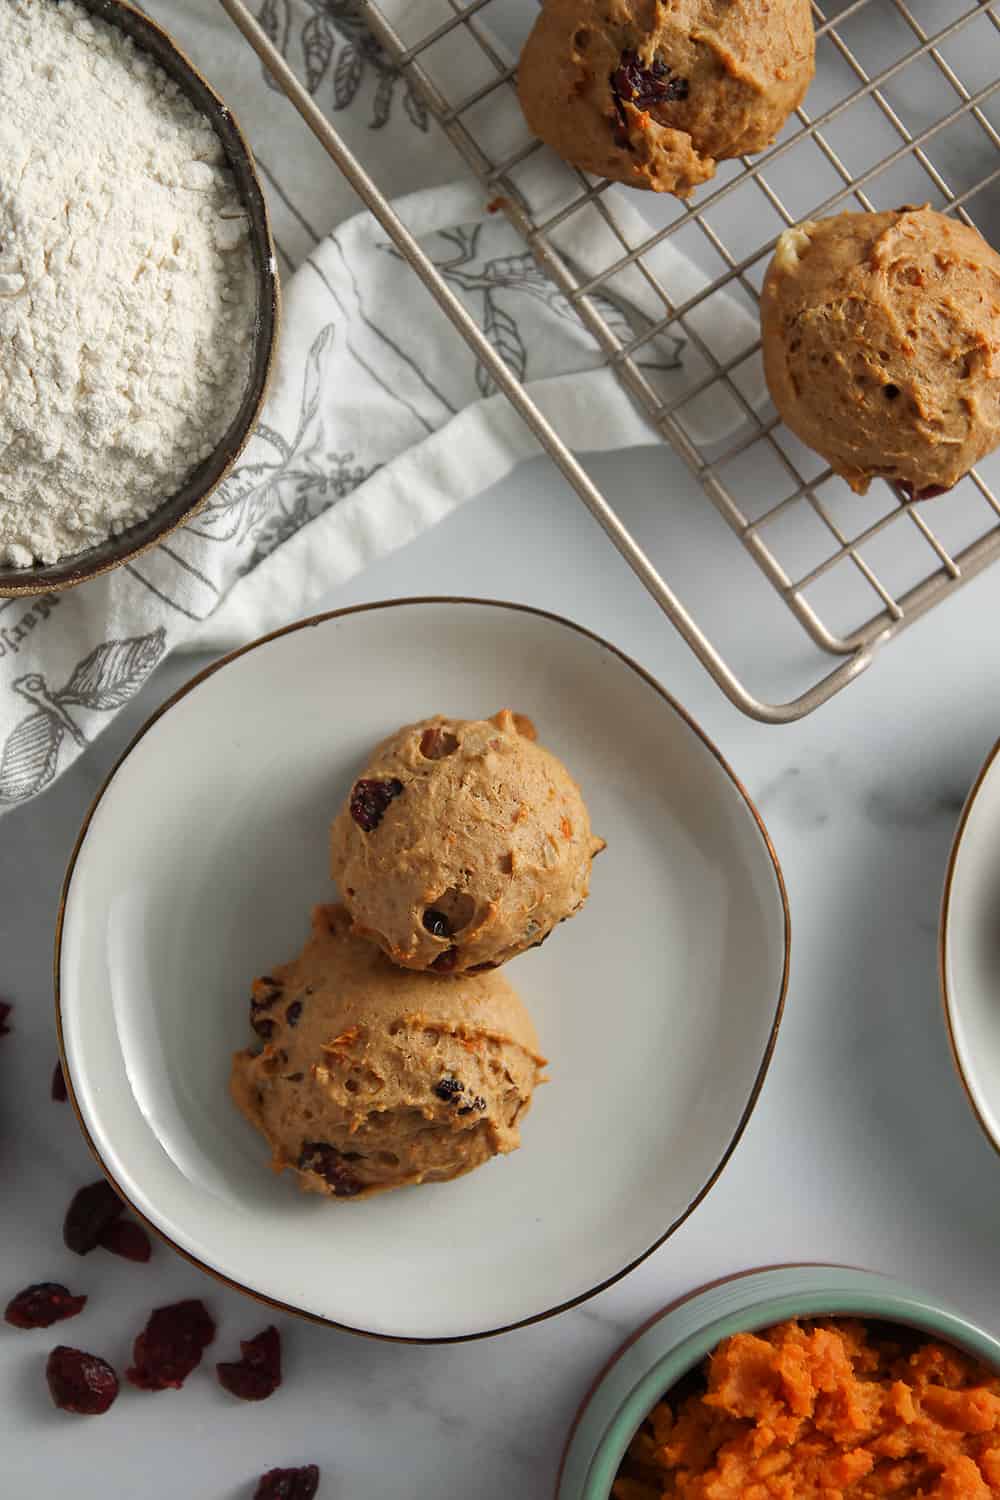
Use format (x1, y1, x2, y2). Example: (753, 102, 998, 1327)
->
(231, 904, 547, 1200)
(761, 207, 1000, 498)
(518, 0, 815, 196)
(329, 710, 605, 975)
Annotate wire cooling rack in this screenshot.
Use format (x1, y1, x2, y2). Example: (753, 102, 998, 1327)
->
(224, 0, 1000, 721)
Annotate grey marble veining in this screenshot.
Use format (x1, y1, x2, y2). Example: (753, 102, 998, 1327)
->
(3, 446, 1000, 1497)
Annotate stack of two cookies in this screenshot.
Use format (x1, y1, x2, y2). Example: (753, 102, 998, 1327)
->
(231, 711, 604, 1202)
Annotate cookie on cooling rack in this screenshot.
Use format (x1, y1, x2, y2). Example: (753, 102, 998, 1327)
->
(761, 206, 1000, 500)
(517, 0, 815, 197)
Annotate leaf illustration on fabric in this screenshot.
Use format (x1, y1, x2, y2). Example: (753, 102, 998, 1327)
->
(58, 628, 167, 712)
(438, 225, 481, 268)
(242, 450, 377, 575)
(586, 292, 637, 347)
(322, 0, 371, 42)
(372, 69, 395, 129)
(0, 711, 63, 803)
(245, 492, 313, 573)
(334, 42, 363, 110)
(476, 299, 527, 398)
(300, 324, 338, 435)
(403, 79, 429, 132)
(302, 13, 337, 94)
(254, 423, 293, 463)
(482, 251, 551, 291)
(195, 461, 282, 532)
(257, 0, 291, 89)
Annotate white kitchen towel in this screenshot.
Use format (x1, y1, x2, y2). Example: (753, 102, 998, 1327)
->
(0, 0, 759, 809)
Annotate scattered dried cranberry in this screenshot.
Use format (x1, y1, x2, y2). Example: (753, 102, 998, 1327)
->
(127, 1299, 216, 1391)
(285, 1000, 303, 1027)
(63, 1179, 125, 1255)
(897, 479, 951, 503)
(430, 946, 459, 974)
(298, 1142, 362, 1198)
(423, 909, 452, 938)
(46, 1346, 119, 1415)
(433, 1077, 464, 1102)
(611, 49, 689, 111)
(349, 778, 403, 833)
(0, 1000, 11, 1036)
(5, 1283, 87, 1329)
(217, 1325, 282, 1402)
(51, 1061, 68, 1102)
(252, 1014, 277, 1041)
(254, 1466, 320, 1500)
(98, 1219, 152, 1263)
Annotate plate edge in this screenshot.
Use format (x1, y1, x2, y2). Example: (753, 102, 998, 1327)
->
(53, 595, 792, 1343)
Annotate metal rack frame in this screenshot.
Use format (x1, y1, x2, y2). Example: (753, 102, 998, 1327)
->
(224, 0, 1000, 721)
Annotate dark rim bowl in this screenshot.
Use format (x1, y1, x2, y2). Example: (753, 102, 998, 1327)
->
(0, 0, 279, 599)
(54, 599, 790, 1342)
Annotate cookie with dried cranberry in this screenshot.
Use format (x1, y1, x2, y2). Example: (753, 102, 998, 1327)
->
(330, 710, 604, 975)
(231, 905, 547, 1201)
(518, 0, 815, 196)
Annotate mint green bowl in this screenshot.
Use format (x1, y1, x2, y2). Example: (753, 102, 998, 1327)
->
(556, 1265, 1000, 1500)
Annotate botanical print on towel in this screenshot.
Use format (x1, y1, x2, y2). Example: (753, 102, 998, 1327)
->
(256, 0, 429, 130)
(0, 630, 167, 804)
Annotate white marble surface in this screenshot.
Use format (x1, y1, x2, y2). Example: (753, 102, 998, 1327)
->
(4, 440, 1000, 1497)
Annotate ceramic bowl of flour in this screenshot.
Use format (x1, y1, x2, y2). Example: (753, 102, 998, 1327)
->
(0, 0, 279, 598)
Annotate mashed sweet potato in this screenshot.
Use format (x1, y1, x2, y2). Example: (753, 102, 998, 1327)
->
(613, 1319, 1000, 1499)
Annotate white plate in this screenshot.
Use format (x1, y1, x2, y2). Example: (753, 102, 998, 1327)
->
(942, 737, 1000, 1157)
(57, 600, 789, 1342)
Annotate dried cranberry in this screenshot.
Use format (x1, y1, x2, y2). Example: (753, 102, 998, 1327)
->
(433, 1077, 464, 1102)
(217, 1325, 282, 1402)
(126, 1299, 216, 1391)
(430, 946, 459, 974)
(250, 980, 284, 1039)
(254, 1467, 320, 1500)
(298, 1142, 362, 1198)
(897, 479, 951, 503)
(46, 1346, 119, 1415)
(422, 909, 452, 938)
(612, 50, 689, 110)
(5, 1283, 87, 1329)
(63, 1179, 125, 1255)
(285, 1000, 303, 1027)
(349, 777, 403, 832)
(98, 1219, 152, 1263)
(51, 1061, 68, 1102)
(0, 1000, 11, 1036)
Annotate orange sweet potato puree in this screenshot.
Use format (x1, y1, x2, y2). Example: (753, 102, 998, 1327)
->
(612, 1319, 1000, 1499)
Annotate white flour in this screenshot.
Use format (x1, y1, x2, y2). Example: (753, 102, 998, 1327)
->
(0, 0, 256, 567)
